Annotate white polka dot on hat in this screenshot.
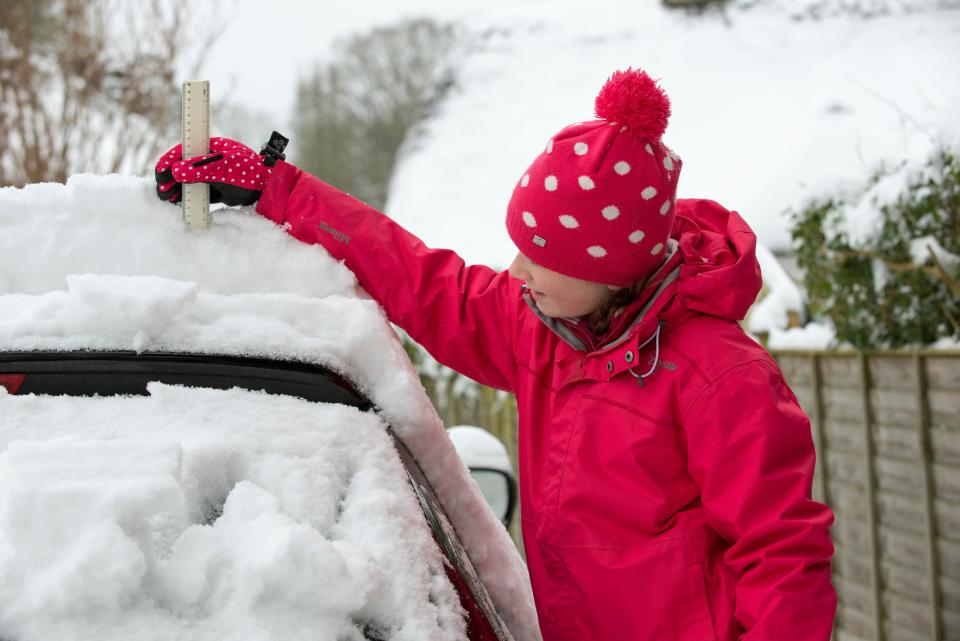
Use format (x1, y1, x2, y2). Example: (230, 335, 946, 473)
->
(505, 67, 682, 287)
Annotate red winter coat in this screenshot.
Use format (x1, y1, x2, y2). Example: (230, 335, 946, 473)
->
(256, 162, 837, 641)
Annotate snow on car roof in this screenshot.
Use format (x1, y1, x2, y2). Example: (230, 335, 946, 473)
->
(0, 174, 540, 641)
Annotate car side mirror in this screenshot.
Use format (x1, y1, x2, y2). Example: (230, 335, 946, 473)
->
(447, 426, 517, 528)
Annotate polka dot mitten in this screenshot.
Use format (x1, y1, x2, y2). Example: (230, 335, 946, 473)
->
(154, 137, 277, 207)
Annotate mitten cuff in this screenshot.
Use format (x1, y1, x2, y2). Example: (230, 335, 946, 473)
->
(255, 159, 299, 225)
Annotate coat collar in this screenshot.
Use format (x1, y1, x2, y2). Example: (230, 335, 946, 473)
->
(520, 239, 682, 356)
(517, 197, 763, 385)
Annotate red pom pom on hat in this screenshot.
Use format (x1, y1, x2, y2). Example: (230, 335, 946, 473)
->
(594, 68, 671, 141)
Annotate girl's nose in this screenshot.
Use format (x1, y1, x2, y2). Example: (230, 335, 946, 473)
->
(508, 253, 531, 281)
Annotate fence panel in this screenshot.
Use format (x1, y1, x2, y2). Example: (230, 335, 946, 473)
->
(775, 351, 960, 641)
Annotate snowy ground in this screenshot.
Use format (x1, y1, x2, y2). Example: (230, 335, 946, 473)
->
(0, 176, 541, 641)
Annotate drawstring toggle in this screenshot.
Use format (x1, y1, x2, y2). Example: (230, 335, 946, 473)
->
(628, 319, 665, 386)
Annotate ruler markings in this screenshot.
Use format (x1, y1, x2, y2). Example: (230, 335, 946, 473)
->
(181, 80, 211, 229)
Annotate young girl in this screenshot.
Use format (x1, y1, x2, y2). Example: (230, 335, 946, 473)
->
(156, 68, 837, 641)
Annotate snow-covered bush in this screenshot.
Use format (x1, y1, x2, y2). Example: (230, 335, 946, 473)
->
(789, 145, 960, 349)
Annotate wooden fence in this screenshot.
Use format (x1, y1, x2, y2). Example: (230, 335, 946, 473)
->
(775, 350, 960, 641)
(429, 350, 960, 639)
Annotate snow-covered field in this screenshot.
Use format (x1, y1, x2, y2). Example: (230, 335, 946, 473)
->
(0, 176, 541, 641)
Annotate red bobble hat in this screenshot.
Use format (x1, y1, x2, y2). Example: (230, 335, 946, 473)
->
(505, 68, 682, 287)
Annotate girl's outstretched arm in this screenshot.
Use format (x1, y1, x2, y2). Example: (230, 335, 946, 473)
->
(256, 160, 520, 392)
(682, 358, 837, 641)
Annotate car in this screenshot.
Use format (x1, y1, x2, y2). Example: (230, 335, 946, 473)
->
(0, 174, 541, 641)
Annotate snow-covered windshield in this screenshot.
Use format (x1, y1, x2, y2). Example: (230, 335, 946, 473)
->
(0, 383, 464, 641)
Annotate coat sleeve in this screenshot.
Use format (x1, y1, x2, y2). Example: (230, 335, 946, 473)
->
(255, 160, 520, 392)
(681, 358, 837, 641)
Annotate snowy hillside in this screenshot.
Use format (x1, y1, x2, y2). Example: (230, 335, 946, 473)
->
(190, 0, 959, 347)
(382, 2, 960, 269)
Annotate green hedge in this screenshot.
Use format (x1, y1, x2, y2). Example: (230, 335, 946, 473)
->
(790, 147, 960, 349)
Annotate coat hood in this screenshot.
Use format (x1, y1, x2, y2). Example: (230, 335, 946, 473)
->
(672, 198, 762, 322)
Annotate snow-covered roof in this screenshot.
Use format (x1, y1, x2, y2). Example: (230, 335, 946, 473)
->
(0, 175, 541, 641)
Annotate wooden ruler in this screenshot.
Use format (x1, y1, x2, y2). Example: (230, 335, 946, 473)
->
(181, 80, 211, 229)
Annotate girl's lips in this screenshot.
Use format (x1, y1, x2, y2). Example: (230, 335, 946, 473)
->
(523, 283, 544, 298)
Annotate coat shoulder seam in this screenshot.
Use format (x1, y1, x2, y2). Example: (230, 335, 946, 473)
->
(680, 357, 780, 423)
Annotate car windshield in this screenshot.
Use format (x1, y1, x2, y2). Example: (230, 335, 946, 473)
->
(0, 383, 468, 641)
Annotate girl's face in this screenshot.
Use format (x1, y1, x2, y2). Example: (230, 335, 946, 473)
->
(508, 252, 617, 319)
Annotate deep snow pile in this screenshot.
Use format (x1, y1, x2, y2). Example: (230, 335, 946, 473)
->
(0, 174, 355, 297)
(0, 385, 463, 641)
(0, 175, 540, 641)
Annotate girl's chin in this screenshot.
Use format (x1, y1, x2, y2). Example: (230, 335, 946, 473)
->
(532, 300, 563, 318)
(531, 292, 584, 318)
(531, 297, 552, 315)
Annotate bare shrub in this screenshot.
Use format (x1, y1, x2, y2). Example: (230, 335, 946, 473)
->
(291, 18, 459, 210)
(0, 0, 220, 186)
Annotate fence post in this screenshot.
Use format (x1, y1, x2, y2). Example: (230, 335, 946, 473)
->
(809, 353, 828, 504)
(858, 353, 884, 641)
(915, 353, 943, 640)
